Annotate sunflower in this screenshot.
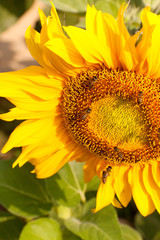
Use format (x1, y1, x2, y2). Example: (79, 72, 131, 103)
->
(0, 3, 160, 217)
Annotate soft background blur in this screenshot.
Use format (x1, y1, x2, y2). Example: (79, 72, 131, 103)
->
(1, 0, 160, 240)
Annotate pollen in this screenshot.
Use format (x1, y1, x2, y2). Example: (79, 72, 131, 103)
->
(62, 67, 160, 166)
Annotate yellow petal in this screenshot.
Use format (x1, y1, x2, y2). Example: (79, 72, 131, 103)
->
(129, 165, 155, 216)
(86, 4, 97, 34)
(96, 11, 118, 67)
(40, 3, 65, 45)
(142, 11, 160, 78)
(136, 7, 160, 77)
(114, 166, 132, 207)
(86, 1, 119, 70)
(43, 46, 79, 76)
(12, 118, 66, 168)
(25, 26, 45, 67)
(64, 26, 114, 68)
(40, 16, 66, 45)
(117, 3, 138, 70)
(13, 135, 65, 168)
(83, 156, 99, 182)
(0, 107, 59, 121)
(33, 147, 73, 178)
(50, 2, 63, 29)
(6, 66, 63, 88)
(0, 66, 62, 100)
(38, 7, 47, 26)
(2, 118, 55, 152)
(45, 38, 85, 67)
(102, 13, 120, 67)
(25, 26, 59, 75)
(0, 73, 60, 111)
(94, 176, 115, 212)
(143, 164, 160, 213)
(117, 3, 130, 41)
(151, 161, 160, 187)
(112, 198, 122, 208)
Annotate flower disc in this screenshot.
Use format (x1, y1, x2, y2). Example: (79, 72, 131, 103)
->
(62, 68, 160, 165)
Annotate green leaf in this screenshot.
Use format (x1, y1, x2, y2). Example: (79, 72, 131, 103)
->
(64, 205, 123, 240)
(86, 176, 100, 192)
(94, 0, 124, 17)
(135, 212, 160, 240)
(0, 0, 33, 32)
(19, 218, 62, 240)
(120, 224, 142, 240)
(45, 161, 86, 207)
(0, 212, 24, 240)
(40, 0, 125, 15)
(58, 11, 84, 27)
(153, 231, 160, 240)
(39, 0, 86, 13)
(129, 0, 143, 7)
(82, 198, 96, 216)
(62, 228, 81, 240)
(0, 160, 52, 219)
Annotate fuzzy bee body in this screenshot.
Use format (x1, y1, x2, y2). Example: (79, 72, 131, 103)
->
(137, 91, 143, 105)
(81, 108, 91, 120)
(85, 76, 98, 89)
(102, 166, 112, 184)
(114, 146, 123, 159)
(158, 128, 160, 140)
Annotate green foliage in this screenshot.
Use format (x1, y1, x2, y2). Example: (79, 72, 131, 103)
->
(45, 161, 86, 207)
(86, 176, 100, 191)
(39, 0, 125, 16)
(45, 0, 86, 13)
(120, 224, 142, 240)
(62, 228, 81, 240)
(154, 232, 160, 240)
(135, 212, 160, 240)
(0, 159, 147, 240)
(0, 160, 52, 219)
(19, 218, 62, 240)
(0, 212, 24, 240)
(64, 205, 123, 240)
(92, 0, 124, 17)
(57, 11, 82, 27)
(0, 0, 33, 32)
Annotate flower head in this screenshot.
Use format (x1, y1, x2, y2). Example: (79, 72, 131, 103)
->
(0, 3, 160, 216)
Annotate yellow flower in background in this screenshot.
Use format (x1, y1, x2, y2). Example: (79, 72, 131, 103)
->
(0, 3, 160, 217)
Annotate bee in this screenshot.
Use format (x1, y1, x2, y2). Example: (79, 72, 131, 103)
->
(85, 76, 98, 90)
(137, 91, 143, 105)
(158, 128, 160, 140)
(102, 166, 112, 184)
(114, 146, 119, 152)
(114, 146, 123, 159)
(81, 108, 91, 121)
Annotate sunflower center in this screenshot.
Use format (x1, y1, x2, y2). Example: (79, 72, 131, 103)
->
(62, 67, 160, 165)
(87, 96, 147, 151)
